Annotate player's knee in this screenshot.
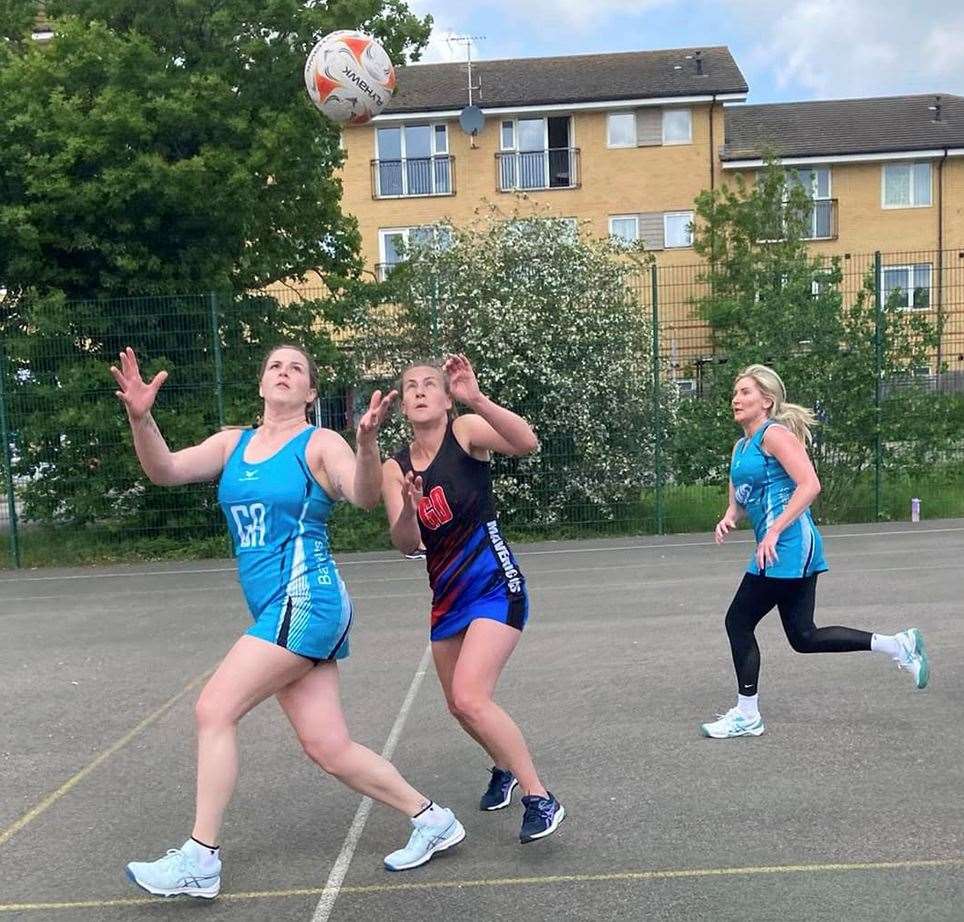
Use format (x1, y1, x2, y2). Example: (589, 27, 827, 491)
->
(194, 690, 237, 731)
(787, 628, 816, 653)
(301, 734, 351, 775)
(449, 687, 489, 724)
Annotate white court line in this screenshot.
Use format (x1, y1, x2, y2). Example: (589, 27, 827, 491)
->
(4, 547, 964, 607)
(6, 559, 961, 611)
(310, 643, 433, 922)
(2, 525, 963, 585)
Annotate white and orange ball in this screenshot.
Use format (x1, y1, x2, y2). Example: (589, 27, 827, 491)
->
(304, 30, 396, 125)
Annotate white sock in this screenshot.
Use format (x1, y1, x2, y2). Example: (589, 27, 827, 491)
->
(412, 801, 449, 827)
(737, 694, 760, 719)
(183, 837, 220, 872)
(871, 633, 901, 658)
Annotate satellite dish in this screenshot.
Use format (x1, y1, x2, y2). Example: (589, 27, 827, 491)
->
(459, 105, 485, 136)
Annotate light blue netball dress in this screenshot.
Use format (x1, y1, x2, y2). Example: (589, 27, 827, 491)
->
(217, 426, 352, 661)
(730, 420, 828, 579)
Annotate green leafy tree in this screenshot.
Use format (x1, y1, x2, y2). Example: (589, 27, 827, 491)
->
(352, 204, 669, 530)
(0, 1, 429, 535)
(670, 160, 948, 520)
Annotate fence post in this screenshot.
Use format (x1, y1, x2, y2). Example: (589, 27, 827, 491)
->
(650, 265, 664, 535)
(208, 292, 225, 428)
(873, 251, 883, 520)
(0, 346, 22, 568)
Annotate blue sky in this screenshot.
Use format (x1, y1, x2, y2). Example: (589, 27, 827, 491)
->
(408, 0, 964, 104)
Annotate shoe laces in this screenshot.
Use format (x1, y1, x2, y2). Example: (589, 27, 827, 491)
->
(157, 848, 189, 873)
(407, 818, 450, 851)
(713, 707, 743, 723)
(523, 795, 555, 824)
(486, 768, 512, 793)
(893, 642, 916, 669)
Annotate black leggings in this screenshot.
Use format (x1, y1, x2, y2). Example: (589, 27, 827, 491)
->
(725, 572, 872, 696)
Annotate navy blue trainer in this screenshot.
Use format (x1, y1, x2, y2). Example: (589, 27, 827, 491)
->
(520, 791, 565, 843)
(480, 767, 517, 811)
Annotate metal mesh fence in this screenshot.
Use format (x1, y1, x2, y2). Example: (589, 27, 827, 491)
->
(2, 248, 963, 568)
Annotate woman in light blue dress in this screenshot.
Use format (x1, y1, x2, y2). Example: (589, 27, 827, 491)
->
(112, 344, 463, 899)
(702, 364, 930, 739)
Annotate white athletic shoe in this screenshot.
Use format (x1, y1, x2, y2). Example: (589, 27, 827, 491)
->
(700, 707, 765, 739)
(126, 844, 221, 899)
(383, 809, 465, 871)
(893, 628, 929, 689)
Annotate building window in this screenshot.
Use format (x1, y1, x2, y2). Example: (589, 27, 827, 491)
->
(498, 116, 576, 191)
(791, 167, 835, 239)
(377, 226, 452, 279)
(882, 162, 931, 208)
(882, 263, 931, 309)
(607, 112, 636, 148)
(609, 215, 639, 245)
(662, 109, 692, 144)
(664, 211, 694, 248)
(375, 123, 451, 197)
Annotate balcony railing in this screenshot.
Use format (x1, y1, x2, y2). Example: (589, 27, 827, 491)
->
(800, 198, 838, 240)
(371, 156, 455, 199)
(759, 198, 839, 243)
(496, 148, 581, 192)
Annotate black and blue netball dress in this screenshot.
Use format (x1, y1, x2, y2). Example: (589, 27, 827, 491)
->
(393, 420, 528, 641)
(217, 426, 352, 661)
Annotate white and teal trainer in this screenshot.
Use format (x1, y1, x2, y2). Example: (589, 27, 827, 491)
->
(700, 707, 766, 739)
(894, 628, 930, 689)
(126, 843, 221, 899)
(383, 808, 465, 871)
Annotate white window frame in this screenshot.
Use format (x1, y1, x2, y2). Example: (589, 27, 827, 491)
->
(662, 108, 692, 145)
(881, 263, 931, 310)
(674, 378, 698, 397)
(795, 166, 832, 200)
(793, 166, 834, 239)
(606, 111, 637, 148)
(377, 225, 451, 279)
(663, 211, 694, 248)
(499, 116, 574, 191)
(881, 162, 932, 209)
(374, 122, 450, 198)
(609, 215, 640, 245)
(377, 227, 409, 279)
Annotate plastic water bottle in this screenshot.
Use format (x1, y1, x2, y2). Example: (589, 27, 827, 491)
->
(911, 497, 921, 523)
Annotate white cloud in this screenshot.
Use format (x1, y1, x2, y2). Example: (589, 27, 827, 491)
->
(414, 28, 481, 65)
(406, 0, 964, 99)
(731, 0, 964, 99)
(410, 0, 674, 49)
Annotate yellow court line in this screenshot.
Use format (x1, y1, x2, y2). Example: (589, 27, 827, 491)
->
(0, 669, 213, 850)
(0, 857, 961, 913)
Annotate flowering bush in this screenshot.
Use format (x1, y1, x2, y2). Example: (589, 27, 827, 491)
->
(352, 203, 671, 528)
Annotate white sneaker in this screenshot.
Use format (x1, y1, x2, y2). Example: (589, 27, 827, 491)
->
(126, 843, 221, 899)
(894, 628, 929, 689)
(383, 808, 465, 871)
(700, 707, 765, 739)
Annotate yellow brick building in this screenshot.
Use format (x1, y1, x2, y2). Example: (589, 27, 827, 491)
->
(340, 47, 745, 277)
(337, 49, 964, 378)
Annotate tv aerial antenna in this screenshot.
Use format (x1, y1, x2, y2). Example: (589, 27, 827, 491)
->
(449, 34, 486, 147)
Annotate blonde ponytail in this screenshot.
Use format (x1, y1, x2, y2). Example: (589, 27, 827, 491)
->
(737, 364, 817, 445)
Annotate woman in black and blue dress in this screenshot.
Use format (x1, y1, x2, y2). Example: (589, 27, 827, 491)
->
(382, 355, 565, 843)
